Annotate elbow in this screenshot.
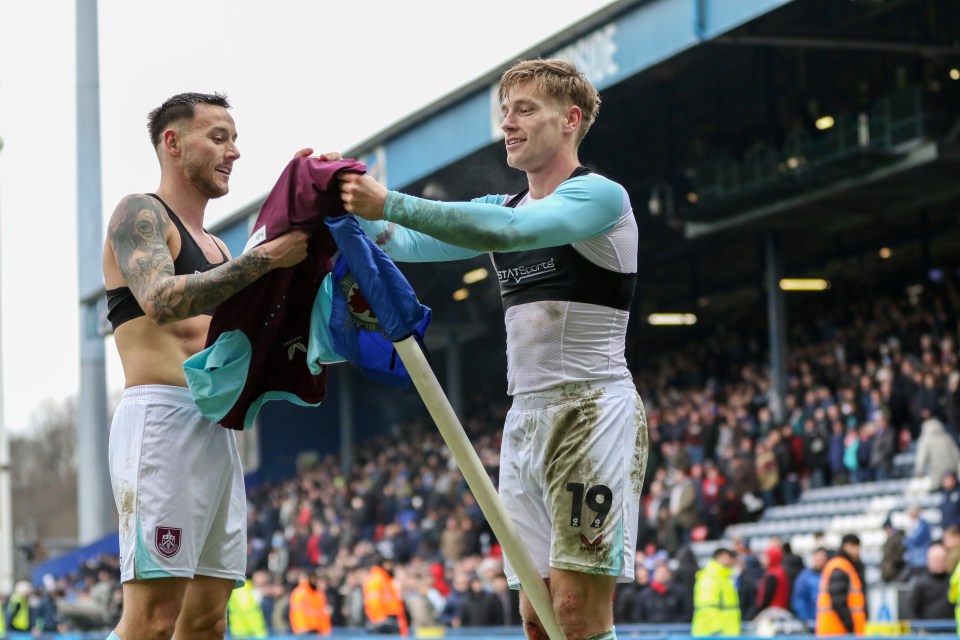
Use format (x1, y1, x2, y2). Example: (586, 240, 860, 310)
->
(144, 307, 175, 326)
(141, 300, 180, 326)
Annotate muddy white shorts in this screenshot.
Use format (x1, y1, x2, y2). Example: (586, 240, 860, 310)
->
(108, 385, 246, 585)
(499, 378, 647, 588)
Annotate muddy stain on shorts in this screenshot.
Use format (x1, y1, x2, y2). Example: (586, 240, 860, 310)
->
(630, 398, 649, 496)
(117, 478, 135, 539)
(545, 383, 613, 568)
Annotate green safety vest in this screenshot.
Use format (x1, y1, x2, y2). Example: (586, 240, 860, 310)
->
(692, 560, 741, 637)
(949, 562, 960, 635)
(7, 593, 30, 631)
(227, 580, 267, 639)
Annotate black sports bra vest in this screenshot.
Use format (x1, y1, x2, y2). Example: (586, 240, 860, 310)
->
(490, 167, 637, 312)
(105, 194, 227, 330)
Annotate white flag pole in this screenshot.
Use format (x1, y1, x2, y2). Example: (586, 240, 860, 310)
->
(393, 335, 563, 640)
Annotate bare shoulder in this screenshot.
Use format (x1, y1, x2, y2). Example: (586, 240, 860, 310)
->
(107, 193, 171, 244)
(107, 194, 176, 289)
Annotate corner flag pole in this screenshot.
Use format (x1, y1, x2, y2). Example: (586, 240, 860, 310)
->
(394, 335, 564, 640)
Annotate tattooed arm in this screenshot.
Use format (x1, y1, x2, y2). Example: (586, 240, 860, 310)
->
(107, 194, 307, 325)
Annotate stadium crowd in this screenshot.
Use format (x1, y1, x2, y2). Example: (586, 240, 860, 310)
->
(8, 274, 960, 633)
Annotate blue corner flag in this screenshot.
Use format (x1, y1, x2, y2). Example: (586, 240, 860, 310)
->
(325, 214, 431, 386)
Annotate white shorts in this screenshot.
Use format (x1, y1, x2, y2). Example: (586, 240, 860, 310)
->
(108, 385, 246, 585)
(499, 378, 647, 588)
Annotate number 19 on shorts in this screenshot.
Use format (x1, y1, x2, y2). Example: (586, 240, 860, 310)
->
(566, 482, 613, 528)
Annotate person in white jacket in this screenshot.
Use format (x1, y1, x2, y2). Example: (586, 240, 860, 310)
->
(914, 418, 960, 482)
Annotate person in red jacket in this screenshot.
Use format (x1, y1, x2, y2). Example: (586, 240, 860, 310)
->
(755, 542, 790, 617)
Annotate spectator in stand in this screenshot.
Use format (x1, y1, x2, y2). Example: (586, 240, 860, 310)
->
(914, 418, 960, 481)
(731, 441, 761, 516)
(614, 558, 649, 623)
(738, 550, 764, 621)
(490, 573, 521, 626)
(437, 571, 470, 627)
(781, 541, 805, 597)
(455, 576, 503, 627)
(673, 546, 701, 605)
(792, 548, 829, 624)
(669, 467, 700, 547)
(700, 462, 726, 539)
(322, 566, 346, 629)
(907, 543, 953, 621)
(880, 515, 907, 583)
(657, 502, 679, 555)
(870, 413, 897, 481)
(803, 418, 830, 489)
(401, 574, 442, 630)
(756, 440, 780, 508)
(33, 582, 63, 635)
(815, 534, 866, 637)
(340, 567, 366, 629)
(912, 373, 945, 428)
(755, 543, 790, 618)
(717, 486, 745, 532)
(943, 525, 960, 574)
(946, 369, 960, 433)
(904, 505, 934, 579)
(691, 547, 741, 637)
(941, 473, 960, 529)
(843, 426, 861, 484)
(856, 421, 876, 483)
(776, 424, 803, 505)
(439, 517, 465, 564)
(639, 478, 666, 549)
(828, 420, 848, 486)
(636, 564, 692, 623)
(89, 569, 117, 625)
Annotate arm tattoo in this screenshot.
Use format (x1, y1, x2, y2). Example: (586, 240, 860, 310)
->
(108, 194, 273, 324)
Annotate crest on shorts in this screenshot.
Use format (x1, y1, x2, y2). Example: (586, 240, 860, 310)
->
(155, 527, 182, 558)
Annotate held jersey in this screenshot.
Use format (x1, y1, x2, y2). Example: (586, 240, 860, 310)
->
(183, 157, 365, 430)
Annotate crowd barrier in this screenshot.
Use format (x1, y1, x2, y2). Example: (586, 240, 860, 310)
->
(2, 620, 956, 640)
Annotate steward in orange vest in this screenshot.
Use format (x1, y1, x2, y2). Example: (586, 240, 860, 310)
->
(816, 534, 866, 637)
(289, 573, 332, 635)
(363, 557, 409, 637)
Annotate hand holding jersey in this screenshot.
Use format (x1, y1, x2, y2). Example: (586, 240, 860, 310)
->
(339, 171, 388, 220)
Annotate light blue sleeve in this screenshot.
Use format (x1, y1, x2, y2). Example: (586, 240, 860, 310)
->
(383, 174, 624, 252)
(354, 196, 498, 263)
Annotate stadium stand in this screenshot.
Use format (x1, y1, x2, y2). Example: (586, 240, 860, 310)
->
(21, 0, 960, 636)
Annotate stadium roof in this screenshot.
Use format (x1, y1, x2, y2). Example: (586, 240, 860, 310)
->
(215, 0, 960, 325)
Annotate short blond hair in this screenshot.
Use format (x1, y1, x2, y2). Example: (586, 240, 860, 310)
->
(498, 58, 601, 145)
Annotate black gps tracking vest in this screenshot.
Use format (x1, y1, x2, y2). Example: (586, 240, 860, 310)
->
(491, 167, 637, 312)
